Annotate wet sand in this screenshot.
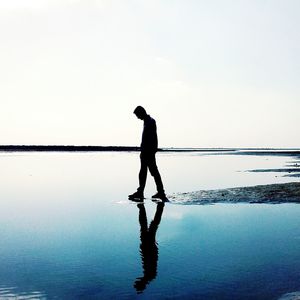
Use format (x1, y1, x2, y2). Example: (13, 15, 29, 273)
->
(169, 182, 300, 205)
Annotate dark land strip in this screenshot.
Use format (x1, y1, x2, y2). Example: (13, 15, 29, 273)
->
(169, 182, 300, 205)
(1, 145, 300, 155)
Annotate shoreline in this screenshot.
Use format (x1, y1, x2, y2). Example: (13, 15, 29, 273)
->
(0, 145, 300, 156)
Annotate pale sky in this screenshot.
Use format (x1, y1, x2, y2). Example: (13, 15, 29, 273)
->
(0, 0, 299, 148)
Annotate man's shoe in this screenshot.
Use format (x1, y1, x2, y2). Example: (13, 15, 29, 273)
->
(152, 192, 168, 202)
(128, 191, 144, 201)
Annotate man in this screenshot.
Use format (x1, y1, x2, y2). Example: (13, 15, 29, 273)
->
(129, 106, 167, 201)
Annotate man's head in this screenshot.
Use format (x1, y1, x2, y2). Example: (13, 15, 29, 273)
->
(133, 106, 147, 120)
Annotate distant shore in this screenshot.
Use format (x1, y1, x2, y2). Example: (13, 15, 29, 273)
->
(0, 145, 140, 152)
(0, 145, 235, 152)
(1, 145, 300, 155)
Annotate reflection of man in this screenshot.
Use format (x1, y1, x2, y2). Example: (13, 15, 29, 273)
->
(129, 106, 167, 201)
(134, 202, 165, 293)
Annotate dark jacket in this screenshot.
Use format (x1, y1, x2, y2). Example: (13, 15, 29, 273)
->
(141, 115, 158, 153)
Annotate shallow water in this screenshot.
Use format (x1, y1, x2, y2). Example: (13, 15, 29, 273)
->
(0, 152, 300, 299)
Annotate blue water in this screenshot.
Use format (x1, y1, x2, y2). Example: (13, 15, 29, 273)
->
(0, 152, 300, 299)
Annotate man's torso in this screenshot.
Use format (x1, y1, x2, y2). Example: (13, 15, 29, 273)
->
(141, 115, 158, 153)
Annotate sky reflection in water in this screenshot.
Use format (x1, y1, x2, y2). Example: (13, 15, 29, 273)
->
(0, 152, 300, 299)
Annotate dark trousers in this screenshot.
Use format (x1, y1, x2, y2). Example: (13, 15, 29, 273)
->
(137, 152, 164, 194)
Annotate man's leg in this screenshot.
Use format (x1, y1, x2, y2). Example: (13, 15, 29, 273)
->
(137, 152, 148, 193)
(148, 153, 164, 194)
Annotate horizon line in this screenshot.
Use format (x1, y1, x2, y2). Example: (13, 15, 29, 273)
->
(1, 145, 300, 153)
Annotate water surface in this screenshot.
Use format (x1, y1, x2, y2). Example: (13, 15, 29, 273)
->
(0, 152, 300, 299)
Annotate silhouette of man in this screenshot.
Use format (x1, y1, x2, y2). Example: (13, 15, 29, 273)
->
(129, 106, 167, 201)
(134, 202, 165, 293)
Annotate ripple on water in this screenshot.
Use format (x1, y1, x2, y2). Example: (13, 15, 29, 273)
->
(278, 292, 300, 300)
(0, 286, 46, 299)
